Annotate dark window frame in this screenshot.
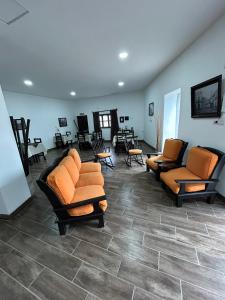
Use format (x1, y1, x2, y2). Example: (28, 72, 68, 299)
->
(99, 113, 111, 128)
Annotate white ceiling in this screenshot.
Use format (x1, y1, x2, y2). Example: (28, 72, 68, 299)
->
(0, 0, 225, 100)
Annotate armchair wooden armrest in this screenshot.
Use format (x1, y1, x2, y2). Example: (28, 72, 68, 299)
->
(155, 160, 176, 164)
(146, 152, 162, 158)
(175, 179, 218, 184)
(54, 195, 106, 212)
(175, 179, 218, 194)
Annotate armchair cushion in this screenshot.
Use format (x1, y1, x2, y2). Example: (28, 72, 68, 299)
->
(80, 162, 101, 174)
(146, 155, 173, 170)
(59, 156, 79, 186)
(186, 147, 218, 179)
(160, 167, 205, 194)
(47, 165, 75, 204)
(69, 185, 107, 216)
(76, 172, 104, 187)
(163, 139, 183, 161)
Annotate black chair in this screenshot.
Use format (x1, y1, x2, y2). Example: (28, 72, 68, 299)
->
(124, 136, 144, 167)
(92, 139, 114, 169)
(66, 131, 73, 147)
(55, 133, 63, 149)
(33, 138, 46, 161)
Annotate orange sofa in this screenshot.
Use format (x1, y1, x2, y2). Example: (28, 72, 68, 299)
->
(37, 148, 107, 235)
(160, 146, 225, 207)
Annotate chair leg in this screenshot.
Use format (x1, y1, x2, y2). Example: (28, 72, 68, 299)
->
(98, 215, 104, 228)
(58, 222, 66, 235)
(176, 197, 183, 207)
(207, 194, 216, 204)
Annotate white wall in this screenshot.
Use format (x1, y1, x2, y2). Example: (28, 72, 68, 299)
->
(4, 91, 144, 148)
(73, 91, 144, 140)
(0, 86, 31, 215)
(144, 14, 225, 195)
(4, 92, 76, 150)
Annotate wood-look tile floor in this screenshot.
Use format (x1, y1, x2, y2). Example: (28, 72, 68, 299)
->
(1, 143, 225, 299)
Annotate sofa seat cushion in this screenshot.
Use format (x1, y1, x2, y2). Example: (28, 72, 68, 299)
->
(97, 152, 111, 158)
(129, 149, 142, 155)
(76, 172, 104, 187)
(80, 162, 101, 174)
(68, 185, 107, 217)
(160, 167, 205, 194)
(186, 147, 218, 179)
(163, 139, 183, 161)
(59, 156, 79, 185)
(47, 165, 75, 204)
(146, 155, 173, 171)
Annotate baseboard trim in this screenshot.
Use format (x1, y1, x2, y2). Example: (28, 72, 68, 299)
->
(143, 140, 156, 150)
(0, 197, 32, 219)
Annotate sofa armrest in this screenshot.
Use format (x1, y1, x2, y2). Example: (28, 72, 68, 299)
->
(146, 152, 162, 158)
(54, 195, 106, 212)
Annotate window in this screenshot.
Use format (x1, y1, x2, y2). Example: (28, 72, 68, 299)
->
(99, 114, 111, 128)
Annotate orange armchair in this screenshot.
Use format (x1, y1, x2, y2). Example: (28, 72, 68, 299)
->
(160, 146, 225, 207)
(146, 139, 188, 180)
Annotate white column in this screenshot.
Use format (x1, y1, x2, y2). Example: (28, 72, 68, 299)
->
(0, 85, 31, 215)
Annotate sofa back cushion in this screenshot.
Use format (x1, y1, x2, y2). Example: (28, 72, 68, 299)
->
(47, 165, 75, 204)
(186, 147, 218, 179)
(59, 156, 79, 186)
(163, 139, 183, 160)
(68, 149, 81, 170)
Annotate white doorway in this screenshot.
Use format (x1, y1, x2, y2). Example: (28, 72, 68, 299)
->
(162, 88, 181, 148)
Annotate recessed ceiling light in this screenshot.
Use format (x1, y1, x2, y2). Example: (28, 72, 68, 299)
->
(118, 81, 125, 87)
(119, 51, 128, 60)
(23, 79, 33, 86)
(70, 91, 76, 96)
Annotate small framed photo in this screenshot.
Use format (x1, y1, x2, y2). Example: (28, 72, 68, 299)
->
(125, 116, 129, 121)
(58, 117, 67, 127)
(120, 116, 124, 123)
(149, 102, 154, 116)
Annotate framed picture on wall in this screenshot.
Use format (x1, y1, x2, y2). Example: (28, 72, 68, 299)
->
(58, 117, 67, 127)
(149, 102, 154, 116)
(120, 116, 124, 123)
(125, 116, 129, 121)
(191, 75, 222, 118)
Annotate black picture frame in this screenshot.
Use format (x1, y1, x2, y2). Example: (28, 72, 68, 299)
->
(120, 116, 124, 123)
(191, 75, 222, 118)
(58, 117, 67, 127)
(149, 102, 154, 116)
(125, 116, 129, 121)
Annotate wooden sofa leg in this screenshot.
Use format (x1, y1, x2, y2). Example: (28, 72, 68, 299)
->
(98, 215, 104, 228)
(146, 165, 149, 172)
(58, 222, 66, 235)
(207, 195, 215, 204)
(176, 197, 183, 207)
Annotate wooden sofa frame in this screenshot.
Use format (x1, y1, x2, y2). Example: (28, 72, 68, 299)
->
(37, 155, 106, 235)
(146, 139, 188, 180)
(161, 146, 225, 207)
